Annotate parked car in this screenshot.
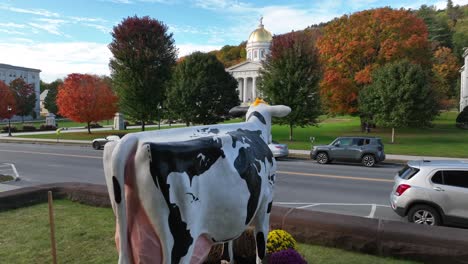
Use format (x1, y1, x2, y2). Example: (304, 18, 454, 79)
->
(390, 160, 468, 227)
(310, 136, 385, 167)
(269, 141, 289, 158)
(92, 135, 120, 150)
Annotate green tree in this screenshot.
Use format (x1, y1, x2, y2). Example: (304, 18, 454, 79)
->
(456, 106, 468, 128)
(258, 30, 322, 141)
(416, 5, 453, 49)
(10, 78, 36, 122)
(447, 0, 463, 27)
(43, 79, 63, 115)
(359, 60, 438, 143)
(166, 52, 239, 126)
(109, 16, 177, 131)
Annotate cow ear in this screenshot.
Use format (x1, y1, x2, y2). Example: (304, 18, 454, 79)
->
(270, 105, 291, 117)
(229, 106, 249, 117)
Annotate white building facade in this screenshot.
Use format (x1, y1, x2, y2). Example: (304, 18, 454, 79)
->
(227, 19, 272, 104)
(461, 49, 468, 112)
(0, 63, 41, 119)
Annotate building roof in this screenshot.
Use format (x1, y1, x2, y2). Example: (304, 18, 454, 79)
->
(247, 21, 272, 43)
(0, 63, 41, 72)
(226, 60, 262, 72)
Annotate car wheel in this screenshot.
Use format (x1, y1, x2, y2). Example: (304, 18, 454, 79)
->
(408, 205, 441, 226)
(361, 154, 376, 167)
(316, 152, 329, 164)
(92, 142, 101, 150)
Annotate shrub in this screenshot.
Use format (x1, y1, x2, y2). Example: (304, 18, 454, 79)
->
(269, 249, 307, 264)
(21, 125, 36, 132)
(86, 123, 102, 129)
(1, 126, 18, 133)
(40, 125, 57, 131)
(266, 229, 297, 254)
(456, 106, 468, 129)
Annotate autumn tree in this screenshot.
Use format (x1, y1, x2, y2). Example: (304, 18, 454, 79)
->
(432, 46, 460, 108)
(109, 16, 177, 131)
(317, 8, 431, 118)
(258, 30, 322, 141)
(43, 79, 63, 115)
(166, 52, 239, 126)
(0, 81, 16, 120)
(359, 60, 438, 143)
(10, 78, 36, 122)
(57, 74, 118, 134)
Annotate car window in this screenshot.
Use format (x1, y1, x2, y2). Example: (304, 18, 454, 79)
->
(352, 138, 364, 146)
(442, 170, 468, 188)
(364, 139, 370, 145)
(398, 165, 420, 180)
(431, 171, 443, 184)
(339, 138, 352, 146)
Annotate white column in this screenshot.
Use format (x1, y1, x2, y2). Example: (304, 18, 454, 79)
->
(238, 78, 243, 101)
(252, 77, 257, 100)
(243, 78, 248, 103)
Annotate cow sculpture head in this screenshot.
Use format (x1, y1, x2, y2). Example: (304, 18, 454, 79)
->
(229, 98, 291, 143)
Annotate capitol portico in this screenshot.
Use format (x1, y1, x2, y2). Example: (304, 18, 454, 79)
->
(227, 18, 272, 104)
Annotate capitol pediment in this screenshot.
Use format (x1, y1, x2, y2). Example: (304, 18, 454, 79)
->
(226, 61, 263, 72)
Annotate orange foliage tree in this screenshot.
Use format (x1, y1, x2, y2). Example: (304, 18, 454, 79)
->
(0, 81, 16, 119)
(57, 74, 118, 134)
(317, 7, 432, 116)
(432, 46, 460, 107)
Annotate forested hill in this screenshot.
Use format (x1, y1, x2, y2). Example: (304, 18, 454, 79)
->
(188, 3, 468, 68)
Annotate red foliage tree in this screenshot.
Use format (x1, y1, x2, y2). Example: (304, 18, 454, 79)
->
(0, 81, 16, 119)
(10, 78, 36, 122)
(57, 74, 118, 134)
(317, 7, 431, 115)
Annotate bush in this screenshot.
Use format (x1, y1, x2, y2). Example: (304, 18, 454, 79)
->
(266, 229, 297, 254)
(456, 106, 468, 129)
(21, 125, 36, 132)
(269, 249, 307, 264)
(40, 125, 57, 131)
(86, 123, 102, 129)
(1, 126, 18, 133)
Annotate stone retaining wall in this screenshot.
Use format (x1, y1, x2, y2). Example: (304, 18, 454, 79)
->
(1, 183, 467, 263)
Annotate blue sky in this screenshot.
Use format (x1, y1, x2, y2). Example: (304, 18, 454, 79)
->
(0, 0, 465, 82)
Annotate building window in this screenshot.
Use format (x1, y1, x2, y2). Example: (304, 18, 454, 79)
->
(254, 50, 258, 58)
(261, 50, 264, 58)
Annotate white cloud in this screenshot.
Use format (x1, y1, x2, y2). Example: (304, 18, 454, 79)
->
(0, 42, 112, 82)
(0, 22, 26, 28)
(0, 29, 26, 35)
(70, 16, 108, 23)
(434, 0, 468, 9)
(0, 4, 59, 17)
(193, 0, 252, 12)
(28, 18, 67, 36)
(83, 23, 112, 34)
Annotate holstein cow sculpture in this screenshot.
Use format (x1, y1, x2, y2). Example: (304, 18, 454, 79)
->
(103, 98, 291, 264)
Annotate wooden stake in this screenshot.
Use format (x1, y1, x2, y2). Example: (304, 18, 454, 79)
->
(48, 191, 57, 264)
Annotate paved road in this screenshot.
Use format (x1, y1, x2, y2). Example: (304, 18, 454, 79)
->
(0, 142, 405, 221)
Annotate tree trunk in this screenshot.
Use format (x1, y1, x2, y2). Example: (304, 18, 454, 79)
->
(87, 122, 91, 134)
(141, 120, 145, 131)
(186, 120, 190, 127)
(391, 127, 395, 144)
(289, 123, 293, 141)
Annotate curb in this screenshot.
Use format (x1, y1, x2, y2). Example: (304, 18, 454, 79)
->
(1, 183, 467, 263)
(0, 138, 91, 148)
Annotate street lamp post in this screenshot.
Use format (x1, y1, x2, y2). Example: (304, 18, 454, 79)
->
(7, 105, 12, 137)
(157, 104, 162, 130)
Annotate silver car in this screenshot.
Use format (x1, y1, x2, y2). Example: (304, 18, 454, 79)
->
(390, 160, 468, 227)
(92, 135, 120, 150)
(310, 136, 385, 167)
(269, 141, 289, 158)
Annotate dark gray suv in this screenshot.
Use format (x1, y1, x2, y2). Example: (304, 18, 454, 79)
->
(310, 136, 385, 167)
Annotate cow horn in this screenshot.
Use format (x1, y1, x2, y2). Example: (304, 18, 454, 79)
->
(229, 106, 249, 117)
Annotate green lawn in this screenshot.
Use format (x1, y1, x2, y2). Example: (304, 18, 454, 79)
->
(13, 112, 468, 158)
(0, 200, 417, 263)
(2, 119, 113, 129)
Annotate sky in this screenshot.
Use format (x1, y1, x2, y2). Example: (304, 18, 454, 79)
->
(0, 0, 467, 82)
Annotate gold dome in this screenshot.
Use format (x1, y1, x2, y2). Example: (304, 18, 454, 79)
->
(248, 25, 272, 43)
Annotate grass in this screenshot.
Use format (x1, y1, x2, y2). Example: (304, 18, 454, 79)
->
(1, 119, 113, 129)
(12, 112, 468, 158)
(0, 174, 14, 182)
(0, 200, 417, 264)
